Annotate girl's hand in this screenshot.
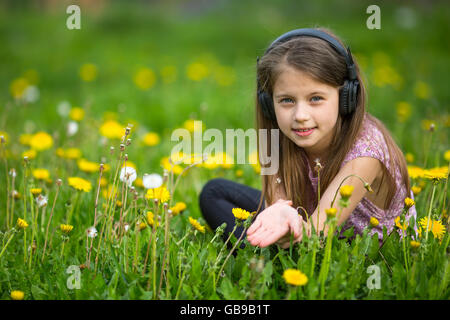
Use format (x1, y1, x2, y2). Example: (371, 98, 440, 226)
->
(274, 217, 307, 249)
(246, 199, 302, 248)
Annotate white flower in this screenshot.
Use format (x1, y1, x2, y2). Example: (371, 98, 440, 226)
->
(120, 166, 137, 187)
(124, 223, 130, 233)
(87, 226, 98, 238)
(36, 194, 48, 208)
(143, 173, 163, 189)
(67, 121, 79, 136)
(57, 101, 71, 117)
(23, 85, 40, 103)
(9, 169, 16, 178)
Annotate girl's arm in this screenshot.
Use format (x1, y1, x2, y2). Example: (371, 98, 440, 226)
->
(307, 156, 381, 237)
(248, 156, 382, 248)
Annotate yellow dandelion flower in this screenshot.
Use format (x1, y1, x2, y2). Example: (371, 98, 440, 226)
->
(143, 132, 160, 146)
(325, 208, 337, 218)
(146, 211, 159, 227)
(188, 216, 206, 233)
(19, 133, 32, 146)
(60, 224, 74, 234)
(444, 150, 450, 162)
(160, 157, 183, 175)
(411, 186, 422, 196)
(10, 290, 25, 300)
(232, 208, 251, 221)
(186, 62, 210, 81)
(64, 148, 82, 160)
(404, 197, 415, 209)
(423, 167, 448, 184)
(68, 177, 92, 192)
(138, 221, 147, 231)
(30, 188, 42, 196)
(170, 202, 187, 216)
(421, 119, 437, 131)
(369, 216, 379, 227)
(56, 148, 65, 158)
(134, 67, 156, 90)
(32, 168, 50, 180)
(282, 268, 308, 286)
(29, 131, 53, 151)
(414, 81, 430, 100)
(135, 177, 144, 188)
(419, 217, 446, 240)
(408, 166, 425, 179)
(17, 218, 28, 229)
(22, 149, 37, 160)
(395, 216, 409, 231)
(396, 101, 412, 123)
(10, 77, 29, 99)
(183, 119, 204, 133)
(69, 107, 85, 121)
(145, 186, 171, 203)
(99, 120, 125, 140)
(410, 240, 420, 250)
(405, 152, 414, 163)
(78, 159, 99, 173)
(339, 185, 354, 199)
(79, 63, 98, 82)
(235, 169, 244, 177)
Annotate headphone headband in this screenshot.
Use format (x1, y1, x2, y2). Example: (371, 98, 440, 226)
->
(257, 28, 360, 120)
(262, 28, 357, 80)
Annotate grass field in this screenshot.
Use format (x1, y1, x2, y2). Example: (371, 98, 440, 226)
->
(0, 0, 449, 300)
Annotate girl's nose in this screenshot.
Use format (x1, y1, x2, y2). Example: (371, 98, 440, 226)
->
(293, 102, 311, 122)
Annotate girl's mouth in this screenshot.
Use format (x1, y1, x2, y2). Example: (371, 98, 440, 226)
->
(292, 127, 316, 137)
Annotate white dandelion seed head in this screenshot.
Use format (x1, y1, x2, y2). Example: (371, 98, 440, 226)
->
(23, 85, 40, 103)
(9, 169, 16, 178)
(120, 166, 137, 187)
(36, 194, 48, 208)
(57, 101, 71, 117)
(67, 121, 79, 137)
(87, 226, 98, 238)
(124, 223, 130, 233)
(143, 173, 163, 189)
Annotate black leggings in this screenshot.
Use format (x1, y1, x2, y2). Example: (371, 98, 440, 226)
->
(199, 178, 266, 248)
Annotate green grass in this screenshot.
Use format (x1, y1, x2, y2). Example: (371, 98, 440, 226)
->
(0, 0, 449, 300)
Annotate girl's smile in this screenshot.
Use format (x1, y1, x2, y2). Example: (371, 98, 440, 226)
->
(272, 64, 340, 161)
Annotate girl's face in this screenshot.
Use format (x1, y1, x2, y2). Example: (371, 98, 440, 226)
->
(272, 64, 340, 162)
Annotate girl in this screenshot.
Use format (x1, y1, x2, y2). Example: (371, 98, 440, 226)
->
(199, 27, 417, 249)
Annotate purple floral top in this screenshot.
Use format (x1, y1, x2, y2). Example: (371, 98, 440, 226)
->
(303, 113, 417, 241)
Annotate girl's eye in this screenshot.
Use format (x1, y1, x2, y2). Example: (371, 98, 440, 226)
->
(311, 96, 323, 103)
(279, 98, 294, 104)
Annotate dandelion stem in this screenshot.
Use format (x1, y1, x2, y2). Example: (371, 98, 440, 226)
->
(2, 147, 10, 229)
(425, 183, 437, 241)
(10, 174, 16, 228)
(0, 232, 15, 260)
(215, 224, 248, 288)
(213, 224, 237, 268)
(402, 232, 409, 275)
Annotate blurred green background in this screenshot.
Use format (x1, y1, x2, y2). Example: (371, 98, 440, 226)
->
(0, 0, 449, 169)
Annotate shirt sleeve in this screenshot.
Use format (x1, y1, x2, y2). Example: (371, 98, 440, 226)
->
(341, 121, 388, 170)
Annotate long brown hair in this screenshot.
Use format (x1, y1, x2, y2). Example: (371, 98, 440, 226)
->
(254, 27, 411, 220)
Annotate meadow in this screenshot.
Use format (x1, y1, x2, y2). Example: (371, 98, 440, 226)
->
(0, 0, 449, 300)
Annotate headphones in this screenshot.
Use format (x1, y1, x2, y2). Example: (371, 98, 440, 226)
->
(257, 28, 360, 122)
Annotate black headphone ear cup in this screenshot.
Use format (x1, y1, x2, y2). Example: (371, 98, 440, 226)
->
(349, 79, 359, 114)
(259, 91, 276, 121)
(339, 80, 350, 116)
